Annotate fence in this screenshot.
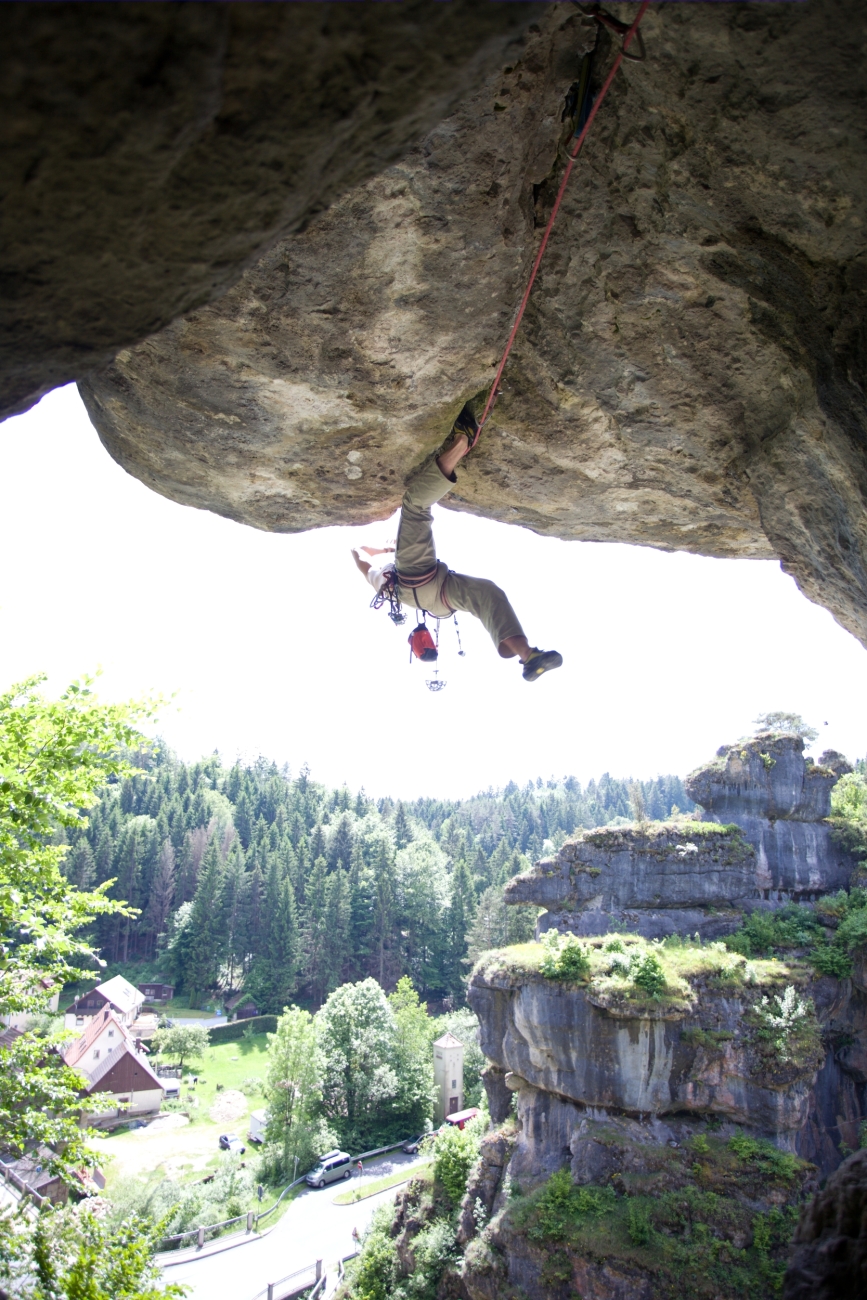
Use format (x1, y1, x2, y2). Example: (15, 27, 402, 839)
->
(248, 1259, 321, 1300)
(0, 1161, 48, 1207)
(158, 1138, 411, 1252)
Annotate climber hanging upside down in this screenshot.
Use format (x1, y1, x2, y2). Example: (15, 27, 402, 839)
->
(351, 404, 563, 683)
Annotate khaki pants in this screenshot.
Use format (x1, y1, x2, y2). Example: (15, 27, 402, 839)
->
(395, 457, 525, 648)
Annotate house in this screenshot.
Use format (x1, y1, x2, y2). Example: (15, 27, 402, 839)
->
(62, 1007, 135, 1075)
(79, 1038, 165, 1120)
(0, 978, 60, 1029)
(63, 975, 144, 1030)
(234, 998, 259, 1020)
(139, 982, 174, 1003)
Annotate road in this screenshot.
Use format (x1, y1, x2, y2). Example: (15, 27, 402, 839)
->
(161, 1151, 426, 1300)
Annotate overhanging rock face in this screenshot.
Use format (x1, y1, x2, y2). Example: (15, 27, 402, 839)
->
(78, 0, 867, 647)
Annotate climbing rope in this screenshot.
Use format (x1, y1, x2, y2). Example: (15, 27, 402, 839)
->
(476, 0, 651, 432)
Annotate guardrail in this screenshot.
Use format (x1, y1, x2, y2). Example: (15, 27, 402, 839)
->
(249, 1259, 320, 1300)
(159, 1138, 412, 1251)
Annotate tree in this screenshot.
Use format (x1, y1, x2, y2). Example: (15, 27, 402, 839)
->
(264, 1006, 322, 1172)
(0, 1205, 186, 1300)
(0, 674, 154, 1180)
(316, 979, 399, 1148)
(753, 711, 819, 742)
(465, 884, 536, 967)
(145, 838, 175, 957)
(183, 837, 225, 1004)
(388, 978, 435, 1133)
(150, 1024, 209, 1072)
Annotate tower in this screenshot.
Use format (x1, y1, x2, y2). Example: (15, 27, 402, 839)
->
(433, 1031, 464, 1123)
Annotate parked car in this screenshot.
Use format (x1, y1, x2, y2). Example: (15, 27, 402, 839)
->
(402, 1134, 425, 1154)
(219, 1134, 246, 1153)
(305, 1150, 352, 1188)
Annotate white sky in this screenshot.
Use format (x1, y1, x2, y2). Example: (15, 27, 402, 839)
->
(1, 384, 865, 800)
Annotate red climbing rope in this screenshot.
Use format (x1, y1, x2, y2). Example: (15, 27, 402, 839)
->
(476, 1, 651, 431)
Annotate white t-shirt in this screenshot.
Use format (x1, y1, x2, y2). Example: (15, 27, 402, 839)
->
(366, 562, 395, 595)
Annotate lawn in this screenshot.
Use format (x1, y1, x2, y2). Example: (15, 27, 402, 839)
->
(333, 1162, 433, 1205)
(89, 1033, 270, 1190)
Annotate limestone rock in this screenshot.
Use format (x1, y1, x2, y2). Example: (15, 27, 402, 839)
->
(77, 0, 867, 647)
(783, 1148, 867, 1300)
(0, 0, 538, 417)
(687, 733, 854, 898)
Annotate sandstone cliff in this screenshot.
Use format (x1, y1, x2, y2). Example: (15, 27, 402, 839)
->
(449, 733, 867, 1297)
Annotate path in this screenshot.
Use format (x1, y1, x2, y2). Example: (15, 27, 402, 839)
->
(161, 1151, 426, 1300)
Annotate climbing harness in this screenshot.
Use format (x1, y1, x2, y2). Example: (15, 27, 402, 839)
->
(475, 0, 651, 432)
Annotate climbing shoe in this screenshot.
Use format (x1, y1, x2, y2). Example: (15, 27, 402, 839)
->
(440, 402, 481, 456)
(522, 649, 563, 682)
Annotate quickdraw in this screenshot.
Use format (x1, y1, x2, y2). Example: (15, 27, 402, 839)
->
(369, 567, 406, 625)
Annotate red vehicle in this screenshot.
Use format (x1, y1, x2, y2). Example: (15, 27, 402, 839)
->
(442, 1107, 479, 1132)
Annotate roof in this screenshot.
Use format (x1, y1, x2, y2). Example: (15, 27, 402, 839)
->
(61, 987, 109, 1015)
(9, 1146, 64, 1192)
(433, 1031, 463, 1049)
(62, 1007, 129, 1071)
(95, 975, 142, 1015)
(445, 1107, 479, 1125)
(82, 1039, 163, 1095)
(0, 1026, 22, 1050)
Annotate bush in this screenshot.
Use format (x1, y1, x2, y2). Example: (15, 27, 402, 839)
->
(525, 1168, 616, 1243)
(539, 932, 591, 981)
(350, 1206, 398, 1300)
(631, 953, 666, 997)
(208, 1016, 278, 1043)
(751, 985, 822, 1070)
(433, 1123, 482, 1206)
(403, 1218, 457, 1300)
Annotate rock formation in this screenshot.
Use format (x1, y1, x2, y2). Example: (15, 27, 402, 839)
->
(783, 1147, 867, 1300)
(687, 735, 853, 900)
(1, 0, 539, 417)
(452, 732, 867, 1297)
(507, 733, 855, 945)
(69, 0, 867, 650)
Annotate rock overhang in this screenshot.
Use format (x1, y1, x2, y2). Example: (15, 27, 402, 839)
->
(64, 0, 867, 649)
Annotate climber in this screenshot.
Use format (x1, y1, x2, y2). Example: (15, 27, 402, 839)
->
(351, 405, 563, 683)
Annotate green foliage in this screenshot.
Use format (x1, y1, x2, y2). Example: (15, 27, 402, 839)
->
(539, 931, 591, 981)
(388, 977, 436, 1134)
(524, 1168, 616, 1242)
(316, 979, 400, 1150)
(150, 1024, 209, 1070)
(401, 1218, 457, 1300)
(751, 985, 822, 1071)
(727, 1133, 800, 1181)
(264, 1004, 322, 1171)
(0, 1204, 185, 1300)
(0, 675, 156, 1179)
(208, 1015, 278, 1042)
(631, 952, 667, 997)
(627, 1197, 653, 1246)
(349, 1206, 399, 1300)
(753, 712, 818, 742)
(61, 742, 692, 1010)
(107, 1153, 256, 1239)
(432, 1122, 482, 1206)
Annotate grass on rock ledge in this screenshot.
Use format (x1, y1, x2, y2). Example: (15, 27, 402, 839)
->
(474, 934, 808, 1016)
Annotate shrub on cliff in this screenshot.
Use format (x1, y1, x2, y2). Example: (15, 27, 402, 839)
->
(432, 1121, 482, 1206)
(751, 985, 823, 1071)
(539, 931, 590, 981)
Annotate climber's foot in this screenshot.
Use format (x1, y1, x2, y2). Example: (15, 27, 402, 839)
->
(522, 649, 563, 682)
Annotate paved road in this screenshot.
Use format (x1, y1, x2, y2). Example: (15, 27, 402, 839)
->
(161, 1151, 426, 1300)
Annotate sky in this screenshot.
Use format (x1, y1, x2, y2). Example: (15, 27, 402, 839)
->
(1, 384, 865, 801)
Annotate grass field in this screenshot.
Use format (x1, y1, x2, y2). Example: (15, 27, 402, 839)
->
(90, 1033, 270, 1190)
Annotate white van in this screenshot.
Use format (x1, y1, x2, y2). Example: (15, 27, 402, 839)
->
(248, 1109, 268, 1144)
